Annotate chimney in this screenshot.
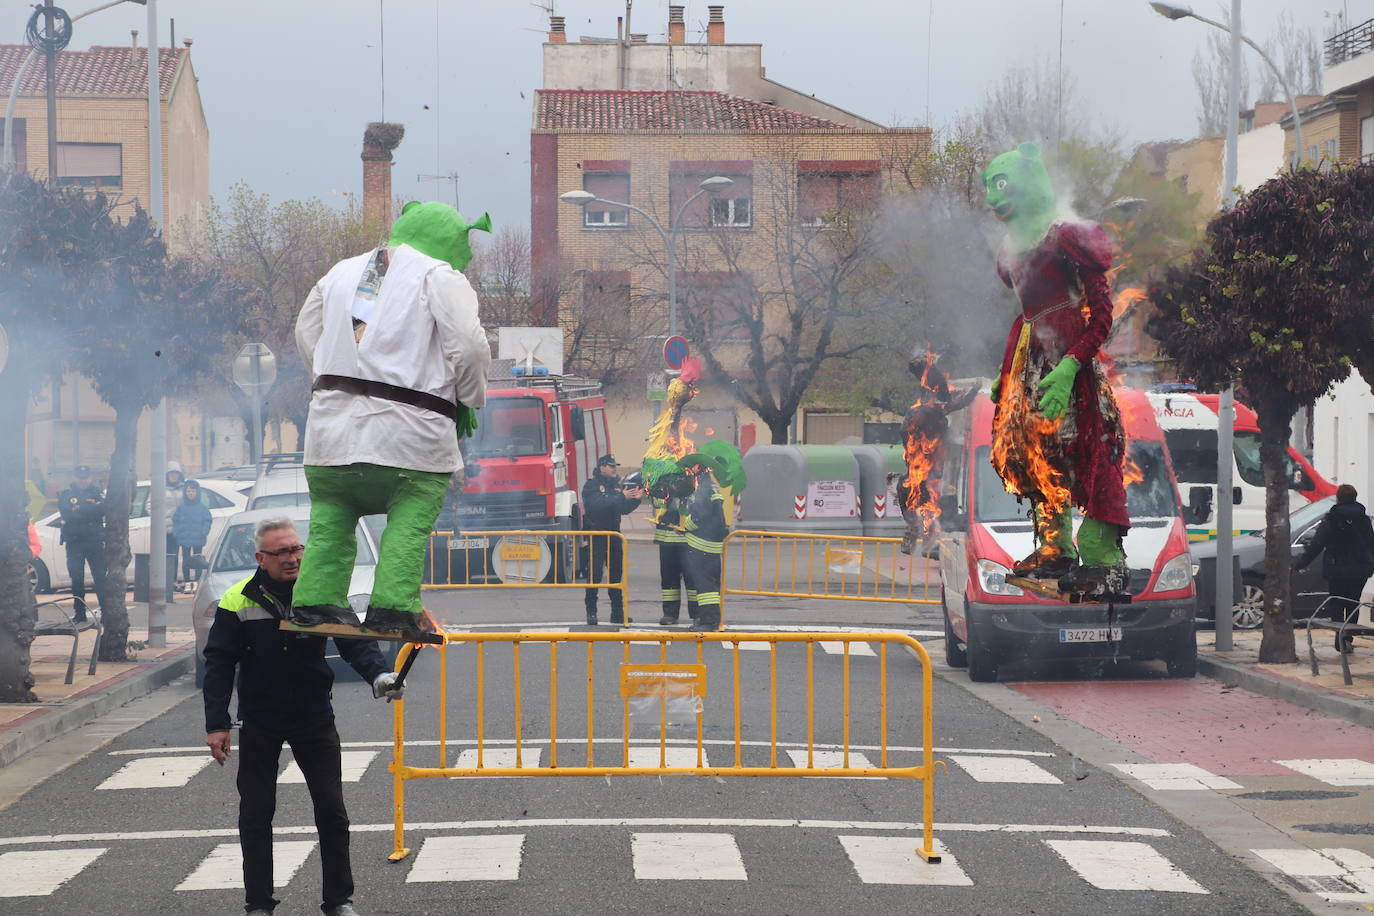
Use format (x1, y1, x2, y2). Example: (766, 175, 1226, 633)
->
(707, 6, 725, 44)
(630, 33, 648, 44)
(130, 30, 139, 68)
(548, 15, 566, 43)
(362, 122, 405, 239)
(668, 5, 685, 44)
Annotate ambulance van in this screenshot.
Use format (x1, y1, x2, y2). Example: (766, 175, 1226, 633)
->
(938, 388, 1197, 681)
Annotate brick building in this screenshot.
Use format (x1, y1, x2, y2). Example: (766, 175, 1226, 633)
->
(531, 5, 929, 449)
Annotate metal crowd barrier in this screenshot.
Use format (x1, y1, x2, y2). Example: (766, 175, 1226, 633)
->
(423, 529, 628, 598)
(720, 529, 942, 621)
(387, 630, 942, 867)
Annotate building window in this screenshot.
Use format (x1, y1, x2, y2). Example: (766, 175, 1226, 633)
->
(669, 165, 752, 229)
(797, 167, 879, 227)
(1362, 116, 1374, 160)
(583, 171, 629, 227)
(56, 142, 121, 189)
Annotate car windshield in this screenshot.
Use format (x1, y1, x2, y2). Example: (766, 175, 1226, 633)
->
(974, 442, 1179, 523)
(212, 519, 375, 573)
(466, 396, 548, 458)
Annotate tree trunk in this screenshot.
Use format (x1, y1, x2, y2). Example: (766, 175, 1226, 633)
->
(96, 402, 141, 662)
(768, 417, 790, 445)
(1257, 405, 1298, 663)
(0, 379, 37, 702)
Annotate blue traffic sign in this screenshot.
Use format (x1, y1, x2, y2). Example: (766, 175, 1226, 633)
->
(663, 335, 690, 370)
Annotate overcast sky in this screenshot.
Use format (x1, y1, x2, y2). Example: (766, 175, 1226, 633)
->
(26, 0, 1365, 233)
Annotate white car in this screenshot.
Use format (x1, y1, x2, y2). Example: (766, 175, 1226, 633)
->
(191, 505, 387, 686)
(31, 477, 251, 593)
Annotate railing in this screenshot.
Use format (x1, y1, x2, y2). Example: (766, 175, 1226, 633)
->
(423, 529, 627, 601)
(719, 529, 942, 623)
(387, 630, 943, 868)
(1326, 18, 1374, 67)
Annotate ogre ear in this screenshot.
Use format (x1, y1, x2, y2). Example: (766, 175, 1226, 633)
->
(401, 201, 422, 215)
(1017, 142, 1041, 160)
(470, 212, 493, 234)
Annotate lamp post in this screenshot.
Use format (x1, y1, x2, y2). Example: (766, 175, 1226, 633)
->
(560, 175, 735, 338)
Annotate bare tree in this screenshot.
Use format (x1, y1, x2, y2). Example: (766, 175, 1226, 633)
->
(1193, 10, 1320, 137)
(1256, 13, 1322, 103)
(467, 226, 535, 327)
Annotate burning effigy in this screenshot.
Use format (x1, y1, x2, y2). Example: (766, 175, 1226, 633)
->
(983, 143, 1130, 598)
(898, 350, 977, 555)
(642, 359, 701, 624)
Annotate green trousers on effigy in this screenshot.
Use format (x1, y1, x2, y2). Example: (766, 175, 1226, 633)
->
(293, 462, 450, 615)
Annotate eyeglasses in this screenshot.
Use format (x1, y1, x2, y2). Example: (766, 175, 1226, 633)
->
(260, 544, 305, 557)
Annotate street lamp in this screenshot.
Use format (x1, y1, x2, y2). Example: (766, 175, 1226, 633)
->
(560, 175, 735, 338)
(1149, 2, 1305, 159)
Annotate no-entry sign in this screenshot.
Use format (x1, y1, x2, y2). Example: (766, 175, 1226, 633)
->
(663, 336, 690, 370)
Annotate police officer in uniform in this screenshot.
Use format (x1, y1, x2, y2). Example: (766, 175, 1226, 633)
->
(58, 465, 105, 620)
(581, 455, 642, 625)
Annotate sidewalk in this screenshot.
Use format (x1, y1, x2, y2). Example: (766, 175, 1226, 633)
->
(0, 596, 197, 768)
(1196, 625, 1374, 728)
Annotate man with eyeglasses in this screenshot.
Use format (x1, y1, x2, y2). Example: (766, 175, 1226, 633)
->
(203, 517, 401, 916)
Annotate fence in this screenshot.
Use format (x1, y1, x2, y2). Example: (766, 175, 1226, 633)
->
(423, 529, 627, 600)
(719, 529, 942, 622)
(387, 630, 942, 867)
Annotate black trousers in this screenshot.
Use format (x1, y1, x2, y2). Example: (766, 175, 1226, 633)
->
(657, 540, 693, 620)
(584, 534, 625, 620)
(179, 544, 203, 582)
(238, 717, 353, 912)
(684, 546, 722, 627)
(1326, 577, 1370, 621)
(64, 538, 105, 608)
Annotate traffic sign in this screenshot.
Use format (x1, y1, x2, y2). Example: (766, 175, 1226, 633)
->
(232, 342, 277, 395)
(663, 336, 690, 370)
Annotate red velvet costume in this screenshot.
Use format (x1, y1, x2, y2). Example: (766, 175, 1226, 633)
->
(993, 221, 1130, 530)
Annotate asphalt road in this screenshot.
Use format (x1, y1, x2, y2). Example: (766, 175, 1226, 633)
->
(0, 542, 1343, 915)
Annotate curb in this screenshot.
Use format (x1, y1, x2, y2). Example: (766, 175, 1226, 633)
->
(1197, 653, 1374, 729)
(0, 647, 195, 769)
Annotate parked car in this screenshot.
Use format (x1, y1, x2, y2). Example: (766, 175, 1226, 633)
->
(1190, 496, 1374, 628)
(191, 505, 389, 686)
(246, 453, 310, 511)
(30, 476, 250, 593)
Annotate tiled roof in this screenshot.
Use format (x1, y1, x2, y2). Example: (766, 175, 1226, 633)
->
(535, 90, 859, 131)
(0, 45, 182, 98)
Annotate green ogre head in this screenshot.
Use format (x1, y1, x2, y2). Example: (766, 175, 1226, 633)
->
(388, 201, 492, 272)
(983, 143, 1056, 250)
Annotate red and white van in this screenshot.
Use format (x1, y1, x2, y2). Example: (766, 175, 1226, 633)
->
(938, 388, 1197, 681)
(1147, 388, 1334, 541)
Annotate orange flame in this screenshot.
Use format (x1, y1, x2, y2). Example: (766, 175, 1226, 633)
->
(677, 416, 699, 457)
(901, 351, 945, 540)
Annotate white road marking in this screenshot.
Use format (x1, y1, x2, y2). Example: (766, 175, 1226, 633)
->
(0, 819, 1172, 848)
(785, 749, 880, 779)
(452, 747, 543, 771)
(626, 745, 707, 769)
(819, 641, 876, 657)
(175, 840, 315, 892)
(1046, 840, 1208, 893)
(1275, 758, 1374, 786)
(839, 836, 971, 885)
(631, 832, 747, 880)
(720, 640, 773, 652)
(96, 755, 213, 790)
(0, 848, 105, 897)
(949, 755, 1061, 784)
(1252, 847, 1374, 902)
(1111, 763, 1241, 791)
(406, 835, 525, 882)
(279, 750, 378, 784)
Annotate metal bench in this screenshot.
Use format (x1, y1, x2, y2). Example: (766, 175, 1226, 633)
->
(1303, 594, 1374, 686)
(34, 598, 101, 685)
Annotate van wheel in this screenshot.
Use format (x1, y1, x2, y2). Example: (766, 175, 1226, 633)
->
(944, 605, 967, 668)
(1232, 578, 1265, 629)
(966, 615, 999, 683)
(28, 558, 50, 594)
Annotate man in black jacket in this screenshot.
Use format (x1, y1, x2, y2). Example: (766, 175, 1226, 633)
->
(203, 517, 401, 916)
(581, 455, 642, 625)
(57, 465, 105, 620)
(1295, 484, 1374, 653)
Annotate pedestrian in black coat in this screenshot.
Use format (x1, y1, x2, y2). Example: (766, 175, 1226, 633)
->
(1295, 484, 1374, 652)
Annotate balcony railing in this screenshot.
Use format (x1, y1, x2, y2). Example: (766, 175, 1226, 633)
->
(1326, 18, 1374, 67)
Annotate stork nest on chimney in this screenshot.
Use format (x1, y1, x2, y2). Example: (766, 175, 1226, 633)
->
(364, 122, 406, 152)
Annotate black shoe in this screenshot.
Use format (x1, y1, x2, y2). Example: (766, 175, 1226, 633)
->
(1336, 634, 1355, 654)
(288, 604, 361, 628)
(1012, 549, 1077, 579)
(324, 905, 361, 916)
(586, 614, 598, 626)
(659, 616, 679, 626)
(362, 606, 426, 635)
(610, 616, 629, 626)
(689, 619, 718, 632)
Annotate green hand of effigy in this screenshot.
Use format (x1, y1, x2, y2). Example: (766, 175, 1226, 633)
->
(456, 404, 479, 440)
(1036, 356, 1079, 421)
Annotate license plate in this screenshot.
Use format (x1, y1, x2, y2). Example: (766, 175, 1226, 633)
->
(1058, 627, 1123, 643)
(449, 537, 489, 550)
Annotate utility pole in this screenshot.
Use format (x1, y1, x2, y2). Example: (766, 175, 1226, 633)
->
(44, 0, 58, 181)
(146, 0, 167, 649)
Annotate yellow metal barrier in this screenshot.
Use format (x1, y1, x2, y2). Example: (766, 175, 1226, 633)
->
(388, 630, 942, 867)
(423, 529, 628, 600)
(720, 529, 941, 618)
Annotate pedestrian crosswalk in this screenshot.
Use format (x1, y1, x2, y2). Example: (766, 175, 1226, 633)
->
(1253, 847, 1374, 904)
(1275, 757, 1374, 786)
(1111, 763, 1242, 791)
(174, 841, 316, 891)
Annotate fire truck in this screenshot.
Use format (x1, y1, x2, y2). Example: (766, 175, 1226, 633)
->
(430, 370, 611, 583)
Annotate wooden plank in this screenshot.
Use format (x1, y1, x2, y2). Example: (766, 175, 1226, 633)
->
(277, 620, 444, 645)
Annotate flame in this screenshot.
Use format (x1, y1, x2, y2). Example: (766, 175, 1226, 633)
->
(678, 416, 699, 456)
(901, 351, 945, 541)
(1104, 363, 1145, 489)
(1112, 286, 1146, 322)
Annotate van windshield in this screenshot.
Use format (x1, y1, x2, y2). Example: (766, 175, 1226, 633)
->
(1164, 429, 1217, 484)
(974, 442, 1180, 523)
(467, 396, 548, 459)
